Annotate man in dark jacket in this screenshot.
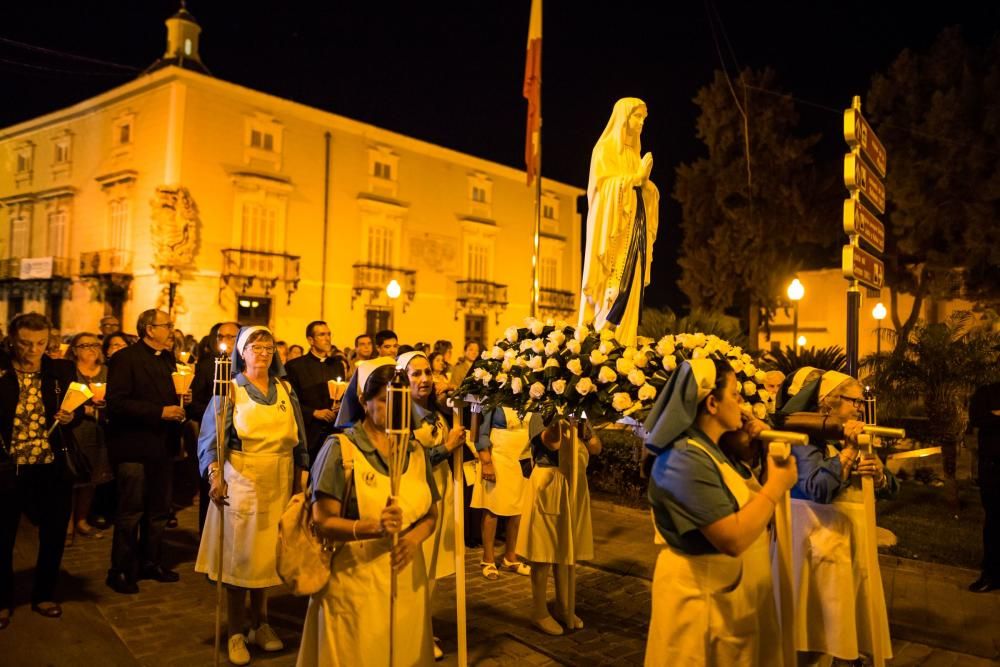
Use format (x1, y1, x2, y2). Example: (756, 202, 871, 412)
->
(105, 309, 186, 594)
(969, 380, 1000, 592)
(284, 320, 347, 462)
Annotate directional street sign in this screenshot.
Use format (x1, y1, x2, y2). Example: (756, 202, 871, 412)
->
(844, 108, 887, 177)
(843, 198, 885, 253)
(844, 153, 886, 214)
(842, 245, 885, 290)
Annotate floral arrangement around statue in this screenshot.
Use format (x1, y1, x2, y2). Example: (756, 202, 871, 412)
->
(455, 317, 772, 425)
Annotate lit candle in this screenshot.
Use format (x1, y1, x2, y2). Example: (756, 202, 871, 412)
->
(89, 382, 107, 403)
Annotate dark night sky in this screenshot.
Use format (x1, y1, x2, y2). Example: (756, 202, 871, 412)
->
(3, 1, 998, 313)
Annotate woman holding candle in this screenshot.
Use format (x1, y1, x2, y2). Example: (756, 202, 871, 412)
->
(64, 332, 113, 541)
(298, 358, 440, 667)
(0, 313, 81, 628)
(196, 326, 310, 665)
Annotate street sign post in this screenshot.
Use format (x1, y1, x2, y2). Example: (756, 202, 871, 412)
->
(843, 198, 885, 253)
(844, 107, 887, 177)
(842, 245, 885, 290)
(844, 153, 886, 214)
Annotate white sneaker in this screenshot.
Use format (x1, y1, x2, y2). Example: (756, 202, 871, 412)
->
(249, 623, 284, 652)
(228, 634, 251, 666)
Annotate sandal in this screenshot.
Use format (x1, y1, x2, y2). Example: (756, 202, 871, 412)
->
(501, 557, 531, 576)
(480, 561, 499, 580)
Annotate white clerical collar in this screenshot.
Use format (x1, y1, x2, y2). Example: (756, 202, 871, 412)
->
(311, 351, 328, 362)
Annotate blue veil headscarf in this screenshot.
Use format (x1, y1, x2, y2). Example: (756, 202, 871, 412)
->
(334, 357, 397, 427)
(777, 366, 823, 416)
(643, 358, 719, 455)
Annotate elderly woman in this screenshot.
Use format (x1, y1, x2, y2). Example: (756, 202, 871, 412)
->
(298, 358, 440, 666)
(0, 313, 80, 628)
(643, 358, 798, 665)
(397, 350, 466, 659)
(196, 326, 309, 666)
(517, 414, 601, 636)
(64, 332, 113, 541)
(779, 368, 897, 667)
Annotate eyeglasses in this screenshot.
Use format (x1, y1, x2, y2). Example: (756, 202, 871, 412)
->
(250, 345, 275, 355)
(75, 343, 101, 350)
(150, 322, 174, 330)
(837, 395, 866, 409)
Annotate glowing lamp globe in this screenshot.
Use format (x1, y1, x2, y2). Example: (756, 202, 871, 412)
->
(787, 278, 805, 302)
(386, 279, 402, 299)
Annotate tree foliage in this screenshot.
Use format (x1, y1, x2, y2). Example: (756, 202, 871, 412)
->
(761, 345, 848, 375)
(866, 28, 1000, 341)
(674, 68, 840, 335)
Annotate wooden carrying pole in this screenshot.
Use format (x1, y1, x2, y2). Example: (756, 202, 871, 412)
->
(211, 350, 232, 667)
(385, 369, 411, 667)
(450, 397, 470, 667)
(560, 418, 580, 627)
(859, 433, 886, 667)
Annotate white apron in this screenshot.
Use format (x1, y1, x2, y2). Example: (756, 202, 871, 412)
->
(790, 444, 892, 660)
(644, 439, 781, 667)
(470, 408, 531, 516)
(196, 380, 298, 588)
(413, 412, 456, 580)
(297, 440, 434, 667)
(516, 428, 594, 564)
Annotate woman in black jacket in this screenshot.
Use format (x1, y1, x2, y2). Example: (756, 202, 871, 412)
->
(0, 313, 81, 629)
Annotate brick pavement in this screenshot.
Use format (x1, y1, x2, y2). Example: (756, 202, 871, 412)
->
(6, 498, 998, 666)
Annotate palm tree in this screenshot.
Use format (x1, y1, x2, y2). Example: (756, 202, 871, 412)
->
(761, 345, 848, 375)
(861, 311, 1000, 492)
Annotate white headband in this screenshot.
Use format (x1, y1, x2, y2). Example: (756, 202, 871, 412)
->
(689, 358, 717, 401)
(236, 326, 270, 356)
(819, 370, 854, 401)
(356, 357, 397, 398)
(395, 350, 427, 371)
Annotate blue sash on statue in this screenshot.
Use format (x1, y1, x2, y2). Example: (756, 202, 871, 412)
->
(607, 186, 646, 326)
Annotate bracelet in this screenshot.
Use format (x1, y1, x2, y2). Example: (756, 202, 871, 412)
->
(352, 520, 360, 541)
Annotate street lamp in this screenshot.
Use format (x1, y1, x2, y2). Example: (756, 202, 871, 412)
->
(386, 279, 402, 300)
(872, 302, 887, 356)
(787, 278, 805, 354)
(797, 335, 808, 349)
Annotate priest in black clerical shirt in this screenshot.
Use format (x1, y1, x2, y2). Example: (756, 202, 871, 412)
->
(284, 321, 348, 461)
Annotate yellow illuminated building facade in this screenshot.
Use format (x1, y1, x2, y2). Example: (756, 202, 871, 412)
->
(0, 8, 583, 348)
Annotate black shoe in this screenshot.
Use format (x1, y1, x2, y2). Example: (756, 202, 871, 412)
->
(106, 571, 139, 595)
(139, 564, 180, 583)
(968, 575, 999, 593)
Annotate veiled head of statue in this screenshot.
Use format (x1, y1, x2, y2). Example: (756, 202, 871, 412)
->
(599, 97, 647, 155)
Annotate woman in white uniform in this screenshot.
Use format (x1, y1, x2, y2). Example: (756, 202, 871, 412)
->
(471, 408, 538, 579)
(516, 415, 600, 636)
(298, 358, 440, 667)
(197, 326, 310, 666)
(779, 369, 897, 667)
(397, 351, 466, 660)
(643, 358, 798, 666)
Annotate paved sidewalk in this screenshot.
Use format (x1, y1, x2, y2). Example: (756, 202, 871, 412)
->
(4, 496, 997, 665)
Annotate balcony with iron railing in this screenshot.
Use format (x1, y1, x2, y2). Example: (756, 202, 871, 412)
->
(351, 262, 416, 311)
(0, 258, 22, 281)
(455, 279, 508, 322)
(79, 249, 133, 277)
(539, 287, 577, 316)
(220, 248, 301, 302)
(0, 256, 74, 281)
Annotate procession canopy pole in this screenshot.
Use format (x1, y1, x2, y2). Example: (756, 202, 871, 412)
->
(211, 345, 233, 667)
(385, 368, 411, 667)
(450, 395, 469, 667)
(759, 430, 809, 667)
(559, 417, 580, 627)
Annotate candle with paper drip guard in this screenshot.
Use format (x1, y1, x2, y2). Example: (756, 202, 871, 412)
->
(47, 382, 94, 436)
(177, 350, 191, 364)
(327, 377, 348, 408)
(88, 382, 106, 403)
(172, 370, 195, 407)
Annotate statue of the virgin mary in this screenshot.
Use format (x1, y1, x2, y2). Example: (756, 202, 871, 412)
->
(578, 97, 659, 348)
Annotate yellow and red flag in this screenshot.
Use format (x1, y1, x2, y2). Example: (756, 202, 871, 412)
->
(523, 0, 542, 185)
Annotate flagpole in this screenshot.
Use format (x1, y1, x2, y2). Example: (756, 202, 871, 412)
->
(525, 0, 542, 318)
(531, 129, 542, 317)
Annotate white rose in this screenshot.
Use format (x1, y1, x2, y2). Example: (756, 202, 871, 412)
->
(481, 373, 493, 385)
(504, 348, 518, 360)
(743, 381, 757, 396)
(717, 341, 732, 355)
(496, 373, 508, 385)
(616, 357, 635, 375)
(753, 402, 768, 420)
(740, 402, 753, 417)
(547, 330, 566, 347)
(691, 333, 707, 349)
(531, 339, 545, 354)
(745, 364, 758, 377)
(505, 326, 519, 344)
(656, 336, 675, 357)
(664, 355, 678, 371)
(599, 327, 615, 341)
(597, 366, 618, 384)
(480, 350, 490, 360)
(589, 349, 607, 365)
(552, 379, 567, 395)
(755, 370, 767, 384)
(527, 356, 543, 371)
(758, 389, 771, 403)
(692, 347, 705, 359)
(544, 357, 561, 370)
(490, 346, 504, 360)
(472, 367, 486, 380)
(519, 339, 533, 352)
(638, 383, 657, 401)
(530, 319, 545, 336)
(742, 354, 752, 364)
(628, 369, 647, 386)
(566, 339, 581, 354)
(544, 341, 560, 357)
(575, 377, 595, 395)
(545, 317, 555, 327)
(529, 381, 546, 399)
(574, 325, 590, 342)
(566, 358, 583, 376)
(729, 359, 744, 374)
(511, 377, 523, 394)
(554, 319, 568, 329)
(612, 392, 633, 411)
(633, 349, 651, 368)
(502, 358, 513, 372)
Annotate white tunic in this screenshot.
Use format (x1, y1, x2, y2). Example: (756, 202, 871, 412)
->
(412, 411, 457, 580)
(195, 380, 298, 589)
(790, 445, 892, 660)
(297, 438, 435, 667)
(644, 439, 781, 667)
(470, 408, 531, 517)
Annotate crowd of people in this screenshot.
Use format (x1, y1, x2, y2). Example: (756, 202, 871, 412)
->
(1, 307, 984, 667)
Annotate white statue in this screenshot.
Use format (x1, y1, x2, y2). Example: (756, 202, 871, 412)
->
(578, 97, 659, 348)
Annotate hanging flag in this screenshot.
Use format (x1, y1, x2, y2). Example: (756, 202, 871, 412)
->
(523, 0, 542, 186)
